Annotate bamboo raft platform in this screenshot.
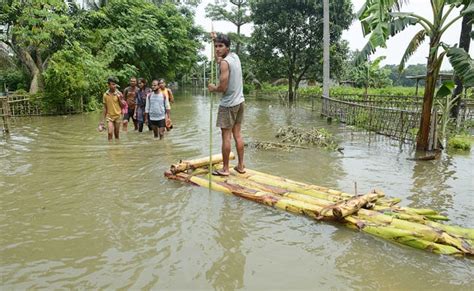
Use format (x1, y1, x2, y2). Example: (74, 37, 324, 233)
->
(165, 154, 474, 257)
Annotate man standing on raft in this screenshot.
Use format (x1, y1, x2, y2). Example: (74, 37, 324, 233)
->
(208, 32, 245, 176)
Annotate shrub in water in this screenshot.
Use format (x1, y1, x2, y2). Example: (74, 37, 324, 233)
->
(448, 135, 471, 151)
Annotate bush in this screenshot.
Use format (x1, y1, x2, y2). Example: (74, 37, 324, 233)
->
(44, 42, 111, 112)
(448, 135, 472, 151)
(243, 83, 254, 95)
(0, 68, 29, 91)
(256, 85, 423, 97)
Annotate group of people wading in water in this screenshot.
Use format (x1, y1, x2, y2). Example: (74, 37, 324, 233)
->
(100, 32, 246, 175)
(100, 77, 174, 140)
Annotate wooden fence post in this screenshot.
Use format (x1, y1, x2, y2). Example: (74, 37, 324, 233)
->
(1, 94, 11, 134)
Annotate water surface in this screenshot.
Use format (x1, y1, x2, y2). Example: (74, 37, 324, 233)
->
(1, 89, 473, 289)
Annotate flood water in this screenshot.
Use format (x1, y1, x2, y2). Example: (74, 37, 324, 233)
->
(1, 89, 473, 289)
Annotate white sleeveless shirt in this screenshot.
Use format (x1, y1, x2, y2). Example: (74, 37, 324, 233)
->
(220, 52, 245, 107)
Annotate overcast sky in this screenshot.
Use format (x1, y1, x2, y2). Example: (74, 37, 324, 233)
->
(195, 0, 470, 70)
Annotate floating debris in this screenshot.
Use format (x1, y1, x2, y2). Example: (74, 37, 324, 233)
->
(245, 141, 309, 152)
(276, 126, 339, 150)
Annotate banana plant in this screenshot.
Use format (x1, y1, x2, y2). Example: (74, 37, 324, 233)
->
(357, 0, 474, 151)
(436, 80, 459, 145)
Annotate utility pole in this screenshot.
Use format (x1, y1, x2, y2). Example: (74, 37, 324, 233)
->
(322, 0, 330, 114)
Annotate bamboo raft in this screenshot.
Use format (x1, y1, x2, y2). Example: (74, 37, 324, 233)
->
(165, 154, 474, 256)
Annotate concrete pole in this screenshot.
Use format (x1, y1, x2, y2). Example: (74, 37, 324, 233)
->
(322, 0, 330, 114)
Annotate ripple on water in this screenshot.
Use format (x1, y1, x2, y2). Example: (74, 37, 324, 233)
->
(1, 96, 473, 289)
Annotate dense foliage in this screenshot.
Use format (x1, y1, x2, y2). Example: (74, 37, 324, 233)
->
(257, 84, 424, 97)
(347, 56, 392, 90)
(0, 0, 203, 109)
(357, 0, 474, 150)
(249, 0, 353, 101)
(0, 0, 72, 93)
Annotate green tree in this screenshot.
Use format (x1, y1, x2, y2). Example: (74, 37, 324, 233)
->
(206, 0, 251, 55)
(308, 40, 350, 83)
(357, 0, 474, 150)
(384, 63, 427, 87)
(0, 0, 72, 93)
(349, 56, 392, 92)
(249, 0, 353, 101)
(78, 0, 202, 83)
(43, 42, 111, 111)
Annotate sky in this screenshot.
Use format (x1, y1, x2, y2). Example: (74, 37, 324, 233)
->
(195, 0, 470, 70)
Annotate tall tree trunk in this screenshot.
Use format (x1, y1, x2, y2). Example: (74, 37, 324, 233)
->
(322, 0, 330, 112)
(450, 15, 472, 118)
(14, 45, 44, 94)
(29, 69, 44, 94)
(417, 42, 440, 151)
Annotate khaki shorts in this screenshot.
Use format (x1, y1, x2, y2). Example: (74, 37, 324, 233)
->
(216, 102, 244, 129)
(106, 115, 122, 126)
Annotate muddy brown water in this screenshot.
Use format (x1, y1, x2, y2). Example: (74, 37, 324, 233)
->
(1, 89, 473, 289)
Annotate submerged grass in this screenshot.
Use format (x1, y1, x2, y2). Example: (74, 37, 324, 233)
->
(276, 126, 339, 150)
(448, 135, 472, 151)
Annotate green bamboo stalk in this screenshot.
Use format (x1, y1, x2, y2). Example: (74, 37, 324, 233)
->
(344, 216, 463, 256)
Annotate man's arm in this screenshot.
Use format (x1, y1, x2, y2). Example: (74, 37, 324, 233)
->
(167, 88, 174, 103)
(144, 94, 150, 123)
(102, 94, 107, 122)
(208, 60, 229, 93)
(164, 96, 171, 118)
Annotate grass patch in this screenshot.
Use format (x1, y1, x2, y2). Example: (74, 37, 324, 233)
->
(448, 135, 472, 151)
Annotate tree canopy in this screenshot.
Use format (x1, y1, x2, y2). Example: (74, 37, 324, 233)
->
(249, 0, 353, 100)
(0, 0, 203, 109)
(206, 0, 251, 54)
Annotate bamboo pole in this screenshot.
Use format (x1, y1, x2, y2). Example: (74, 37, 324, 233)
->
(208, 23, 215, 191)
(170, 153, 235, 174)
(1, 95, 10, 133)
(344, 216, 463, 256)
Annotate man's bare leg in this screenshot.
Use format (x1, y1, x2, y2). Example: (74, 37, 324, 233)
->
(114, 121, 120, 139)
(159, 127, 165, 139)
(232, 123, 245, 172)
(220, 128, 232, 174)
(107, 121, 114, 141)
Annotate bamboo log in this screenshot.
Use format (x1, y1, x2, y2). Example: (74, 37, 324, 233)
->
(205, 168, 462, 234)
(331, 193, 379, 218)
(166, 162, 474, 255)
(200, 168, 473, 242)
(170, 153, 235, 174)
(170, 171, 335, 220)
(374, 205, 445, 220)
(355, 209, 473, 254)
(205, 164, 404, 208)
(208, 172, 471, 254)
(344, 216, 463, 256)
(425, 221, 474, 240)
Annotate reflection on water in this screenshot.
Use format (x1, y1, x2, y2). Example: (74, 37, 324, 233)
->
(409, 156, 456, 212)
(1, 90, 473, 289)
(205, 198, 246, 290)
